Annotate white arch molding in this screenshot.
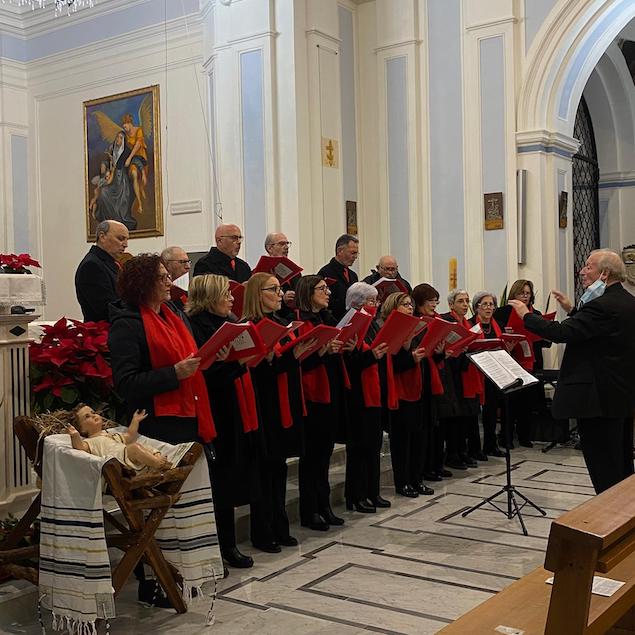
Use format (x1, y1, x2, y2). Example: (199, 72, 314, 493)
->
(518, 0, 635, 141)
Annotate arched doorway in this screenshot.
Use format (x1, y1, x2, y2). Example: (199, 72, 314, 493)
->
(572, 96, 600, 301)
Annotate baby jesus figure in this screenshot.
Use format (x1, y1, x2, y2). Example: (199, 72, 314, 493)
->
(67, 405, 172, 472)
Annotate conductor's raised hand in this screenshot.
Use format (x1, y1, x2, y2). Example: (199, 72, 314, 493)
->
(509, 299, 529, 319)
(175, 353, 201, 380)
(552, 289, 573, 314)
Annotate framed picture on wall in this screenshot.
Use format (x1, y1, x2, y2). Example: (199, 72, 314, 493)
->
(83, 85, 163, 240)
(559, 191, 568, 228)
(484, 192, 504, 230)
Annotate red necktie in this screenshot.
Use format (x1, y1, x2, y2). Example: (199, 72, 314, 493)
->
(343, 268, 349, 283)
(230, 259, 236, 271)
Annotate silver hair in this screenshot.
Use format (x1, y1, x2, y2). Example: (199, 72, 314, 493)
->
(591, 249, 626, 282)
(472, 291, 497, 314)
(346, 282, 378, 310)
(447, 288, 469, 306)
(264, 233, 277, 250)
(160, 246, 181, 261)
(94, 220, 111, 243)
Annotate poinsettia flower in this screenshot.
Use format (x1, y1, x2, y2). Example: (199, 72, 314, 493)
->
(41, 317, 71, 341)
(32, 374, 73, 396)
(0, 253, 41, 272)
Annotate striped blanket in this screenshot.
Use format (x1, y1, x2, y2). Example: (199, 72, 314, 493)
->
(39, 432, 223, 633)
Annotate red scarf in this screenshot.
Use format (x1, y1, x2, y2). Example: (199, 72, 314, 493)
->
(477, 316, 502, 338)
(395, 359, 423, 402)
(140, 304, 216, 442)
(234, 373, 259, 432)
(428, 358, 444, 396)
(506, 307, 536, 370)
(385, 354, 399, 410)
(451, 311, 484, 402)
(360, 342, 381, 408)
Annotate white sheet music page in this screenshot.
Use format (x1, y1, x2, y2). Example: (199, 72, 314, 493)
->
(470, 349, 538, 390)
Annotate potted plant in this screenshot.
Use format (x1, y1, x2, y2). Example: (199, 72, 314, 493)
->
(0, 253, 41, 274)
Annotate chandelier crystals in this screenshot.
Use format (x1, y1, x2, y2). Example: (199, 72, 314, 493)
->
(1, 0, 95, 16)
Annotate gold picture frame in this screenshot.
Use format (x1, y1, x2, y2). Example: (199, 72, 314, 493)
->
(83, 85, 163, 240)
(484, 192, 504, 230)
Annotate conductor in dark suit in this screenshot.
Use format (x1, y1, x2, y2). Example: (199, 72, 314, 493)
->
(317, 234, 359, 320)
(193, 223, 251, 282)
(510, 249, 635, 493)
(75, 220, 128, 322)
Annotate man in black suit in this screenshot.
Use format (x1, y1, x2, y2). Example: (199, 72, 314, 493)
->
(317, 234, 359, 320)
(362, 255, 412, 292)
(510, 249, 635, 493)
(75, 220, 128, 322)
(161, 245, 191, 312)
(193, 223, 251, 282)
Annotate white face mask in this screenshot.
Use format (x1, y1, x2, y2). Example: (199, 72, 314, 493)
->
(579, 278, 606, 306)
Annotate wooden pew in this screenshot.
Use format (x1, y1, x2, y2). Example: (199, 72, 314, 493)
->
(439, 474, 635, 634)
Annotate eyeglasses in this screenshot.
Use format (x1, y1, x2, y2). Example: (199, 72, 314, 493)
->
(262, 285, 282, 295)
(273, 241, 292, 247)
(314, 284, 330, 293)
(399, 300, 414, 308)
(379, 266, 398, 273)
(479, 302, 495, 308)
(167, 259, 191, 265)
(158, 273, 172, 283)
(517, 291, 531, 297)
(219, 235, 243, 242)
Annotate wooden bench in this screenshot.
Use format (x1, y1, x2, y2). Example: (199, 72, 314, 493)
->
(439, 473, 635, 634)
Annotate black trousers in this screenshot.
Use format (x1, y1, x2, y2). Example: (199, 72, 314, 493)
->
(577, 417, 634, 494)
(389, 401, 425, 489)
(425, 423, 445, 474)
(466, 415, 482, 457)
(345, 412, 383, 502)
(443, 416, 468, 460)
(250, 458, 290, 544)
(298, 408, 335, 520)
(481, 381, 500, 451)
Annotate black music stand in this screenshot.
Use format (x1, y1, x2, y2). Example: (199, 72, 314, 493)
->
(461, 358, 547, 536)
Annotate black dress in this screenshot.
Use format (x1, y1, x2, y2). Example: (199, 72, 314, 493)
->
(249, 313, 305, 543)
(189, 310, 262, 555)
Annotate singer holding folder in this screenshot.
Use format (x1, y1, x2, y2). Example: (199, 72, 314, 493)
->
(343, 283, 391, 513)
(242, 273, 315, 550)
(294, 275, 354, 531)
(186, 274, 263, 569)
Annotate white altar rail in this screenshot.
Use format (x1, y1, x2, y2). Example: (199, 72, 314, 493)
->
(0, 314, 39, 516)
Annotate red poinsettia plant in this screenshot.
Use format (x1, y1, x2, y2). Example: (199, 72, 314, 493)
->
(0, 253, 41, 274)
(29, 317, 120, 417)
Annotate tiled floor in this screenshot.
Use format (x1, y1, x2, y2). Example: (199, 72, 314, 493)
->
(0, 444, 592, 634)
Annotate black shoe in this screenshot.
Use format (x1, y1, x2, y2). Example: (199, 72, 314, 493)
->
(413, 483, 434, 495)
(470, 452, 488, 462)
(301, 513, 329, 531)
(519, 439, 534, 448)
(445, 456, 468, 470)
(499, 436, 515, 449)
(277, 535, 299, 547)
(396, 485, 419, 498)
(138, 579, 172, 608)
(252, 540, 281, 553)
(223, 547, 254, 569)
(346, 500, 376, 513)
(370, 496, 391, 508)
(460, 455, 478, 468)
(423, 472, 443, 482)
(439, 469, 453, 478)
(320, 507, 345, 526)
(484, 446, 506, 457)
(223, 566, 229, 578)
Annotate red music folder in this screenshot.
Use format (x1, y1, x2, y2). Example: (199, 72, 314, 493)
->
(246, 318, 303, 367)
(463, 338, 504, 354)
(445, 330, 483, 357)
(284, 324, 341, 362)
(252, 256, 303, 284)
(339, 310, 373, 347)
(371, 277, 408, 303)
(501, 333, 532, 360)
(229, 280, 245, 319)
(370, 310, 421, 355)
(506, 309, 556, 344)
(420, 318, 471, 356)
(197, 321, 265, 369)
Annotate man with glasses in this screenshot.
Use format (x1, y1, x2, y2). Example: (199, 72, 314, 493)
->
(362, 255, 412, 293)
(161, 246, 192, 311)
(317, 234, 359, 320)
(264, 232, 298, 311)
(194, 223, 252, 282)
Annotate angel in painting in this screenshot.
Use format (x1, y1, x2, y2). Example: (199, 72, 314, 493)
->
(92, 94, 152, 218)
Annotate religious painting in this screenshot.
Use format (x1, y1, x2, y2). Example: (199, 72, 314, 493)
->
(83, 85, 163, 240)
(484, 192, 504, 230)
(559, 191, 568, 229)
(346, 200, 358, 235)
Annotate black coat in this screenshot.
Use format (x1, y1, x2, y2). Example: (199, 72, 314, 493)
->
(189, 310, 261, 505)
(249, 314, 305, 459)
(107, 300, 199, 443)
(362, 270, 412, 293)
(193, 246, 251, 282)
(317, 257, 358, 321)
(523, 283, 635, 419)
(494, 304, 551, 369)
(75, 245, 119, 323)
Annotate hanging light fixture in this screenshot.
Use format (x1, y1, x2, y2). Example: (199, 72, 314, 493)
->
(2, 0, 95, 16)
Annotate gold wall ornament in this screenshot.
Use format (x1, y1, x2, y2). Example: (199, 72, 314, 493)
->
(558, 191, 568, 229)
(321, 137, 339, 168)
(484, 192, 504, 230)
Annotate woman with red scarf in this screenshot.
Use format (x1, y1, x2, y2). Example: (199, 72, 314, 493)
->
(439, 289, 484, 470)
(343, 282, 390, 513)
(493, 279, 551, 448)
(469, 291, 506, 458)
(295, 275, 353, 531)
(383, 292, 434, 498)
(108, 254, 217, 603)
(186, 274, 262, 570)
(411, 283, 452, 482)
(242, 273, 315, 550)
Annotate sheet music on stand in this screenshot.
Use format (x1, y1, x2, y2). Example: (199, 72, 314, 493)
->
(468, 349, 539, 392)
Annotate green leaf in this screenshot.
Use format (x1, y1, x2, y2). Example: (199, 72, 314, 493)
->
(60, 387, 79, 405)
(43, 393, 54, 411)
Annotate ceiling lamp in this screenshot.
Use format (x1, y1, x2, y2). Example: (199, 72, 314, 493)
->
(2, 0, 95, 16)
